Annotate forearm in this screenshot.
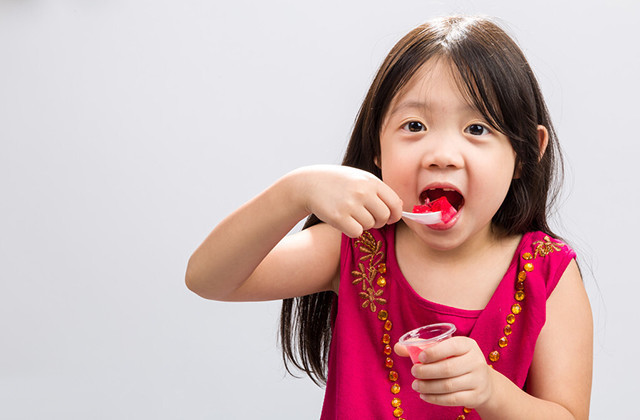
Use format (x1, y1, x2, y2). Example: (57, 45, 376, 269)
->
(476, 369, 579, 420)
(186, 164, 404, 301)
(185, 171, 309, 300)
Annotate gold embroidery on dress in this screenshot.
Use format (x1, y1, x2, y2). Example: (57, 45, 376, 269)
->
(532, 235, 565, 258)
(356, 231, 384, 265)
(352, 231, 387, 313)
(352, 262, 376, 291)
(352, 231, 405, 418)
(359, 288, 387, 312)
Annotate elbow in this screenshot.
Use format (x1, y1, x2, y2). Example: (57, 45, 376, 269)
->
(184, 255, 230, 301)
(184, 267, 197, 295)
(184, 256, 211, 299)
(184, 259, 199, 295)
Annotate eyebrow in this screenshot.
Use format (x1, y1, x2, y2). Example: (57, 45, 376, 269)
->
(388, 99, 478, 118)
(388, 100, 426, 117)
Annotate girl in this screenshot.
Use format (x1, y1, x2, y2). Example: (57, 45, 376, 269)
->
(186, 15, 592, 419)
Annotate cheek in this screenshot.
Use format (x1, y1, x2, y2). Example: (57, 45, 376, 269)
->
(382, 154, 410, 172)
(491, 157, 517, 199)
(378, 144, 401, 178)
(379, 153, 415, 197)
(493, 144, 517, 177)
(473, 150, 516, 199)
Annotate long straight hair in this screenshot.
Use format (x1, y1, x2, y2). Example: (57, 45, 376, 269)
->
(280, 15, 564, 386)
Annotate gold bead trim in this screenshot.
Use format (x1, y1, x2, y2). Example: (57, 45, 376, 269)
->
(504, 325, 512, 336)
(353, 232, 405, 419)
(354, 232, 566, 419)
(458, 235, 565, 419)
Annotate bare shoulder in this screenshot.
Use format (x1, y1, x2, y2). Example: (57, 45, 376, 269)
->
(527, 260, 593, 418)
(233, 222, 343, 301)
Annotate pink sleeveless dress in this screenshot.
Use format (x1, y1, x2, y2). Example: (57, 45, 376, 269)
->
(320, 225, 576, 419)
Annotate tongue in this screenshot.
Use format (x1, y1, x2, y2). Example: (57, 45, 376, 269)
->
(412, 196, 457, 223)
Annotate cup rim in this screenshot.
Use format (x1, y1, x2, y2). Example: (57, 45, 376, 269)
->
(398, 322, 456, 345)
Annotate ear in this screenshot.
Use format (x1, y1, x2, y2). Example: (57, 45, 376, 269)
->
(374, 155, 381, 169)
(514, 125, 549, 179)
(537, 125, 549, 161)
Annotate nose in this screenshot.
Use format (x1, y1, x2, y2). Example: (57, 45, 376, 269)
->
(421, 133, 465, 169)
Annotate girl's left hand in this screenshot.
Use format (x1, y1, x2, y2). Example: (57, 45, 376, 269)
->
(394, 337, 495, 409)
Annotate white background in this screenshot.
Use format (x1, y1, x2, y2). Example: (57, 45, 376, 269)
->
(1, 0, 638, 418)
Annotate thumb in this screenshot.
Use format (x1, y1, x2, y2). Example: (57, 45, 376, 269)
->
(394, 342, 410, 358)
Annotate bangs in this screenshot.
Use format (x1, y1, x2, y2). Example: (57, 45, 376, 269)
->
(440, 18, 538, 144)
(448, 59, 506, 134)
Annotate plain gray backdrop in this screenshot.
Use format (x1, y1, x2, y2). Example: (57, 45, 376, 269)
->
(1, 0, 638, 418)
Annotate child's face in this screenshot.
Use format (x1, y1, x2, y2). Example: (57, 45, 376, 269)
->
(378, 58, 517, 250)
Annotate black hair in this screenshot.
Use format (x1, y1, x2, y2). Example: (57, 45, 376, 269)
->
(281, 15, 564, 385)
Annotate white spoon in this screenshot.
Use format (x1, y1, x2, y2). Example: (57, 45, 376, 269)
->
(402, 210, 442, 225)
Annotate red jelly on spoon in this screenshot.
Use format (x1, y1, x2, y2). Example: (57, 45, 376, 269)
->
(411, 196, 457, 224)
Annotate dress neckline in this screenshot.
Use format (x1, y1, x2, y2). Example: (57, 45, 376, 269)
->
(384, 224, 531, 318)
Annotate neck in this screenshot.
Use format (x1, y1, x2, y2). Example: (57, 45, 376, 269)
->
(394, 221, 523, 311)
(397, 221, 506, 266)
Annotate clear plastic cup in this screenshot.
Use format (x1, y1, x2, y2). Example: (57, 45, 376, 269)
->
(398, 323, 456, 364)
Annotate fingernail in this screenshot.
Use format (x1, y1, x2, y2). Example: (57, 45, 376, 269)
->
(412, 380, 419, 391)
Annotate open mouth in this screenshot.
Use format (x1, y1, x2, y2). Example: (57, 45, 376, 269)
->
(419, 188, 465, 212)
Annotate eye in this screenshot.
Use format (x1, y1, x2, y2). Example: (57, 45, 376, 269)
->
(465, 124, 491, 136)
(402, 121, 426, 132)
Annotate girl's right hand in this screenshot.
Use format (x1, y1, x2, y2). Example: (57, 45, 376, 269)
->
(289, 165, 404, 238)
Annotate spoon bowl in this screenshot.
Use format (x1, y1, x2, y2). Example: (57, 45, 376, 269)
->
(401, 211, 442, 225)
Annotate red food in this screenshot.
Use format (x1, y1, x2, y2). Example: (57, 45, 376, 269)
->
(412, 196, 457, 223)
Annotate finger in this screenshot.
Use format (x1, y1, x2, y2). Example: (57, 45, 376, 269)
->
(363, 197, 392, 229)
(351, 207, 377, 232)
(418, 337, 469, 364)
(376, 183, 404, 224)
(339, 216, 365, 238)
(394, 343, 410, 357)
(418, 389, 478, 408)
(411, 354, 469, 380)
(412, 374, 473, 396)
